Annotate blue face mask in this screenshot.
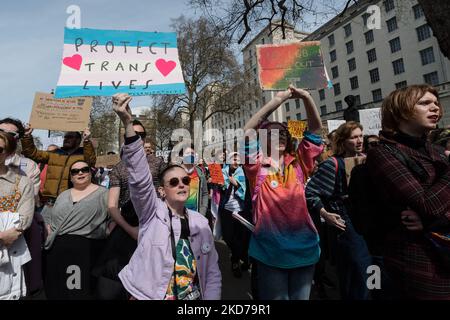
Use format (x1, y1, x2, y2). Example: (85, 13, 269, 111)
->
(183, 155, 195, 164)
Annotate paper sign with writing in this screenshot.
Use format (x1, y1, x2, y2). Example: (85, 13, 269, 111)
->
(327, 120, 346, 133)
(40, 136, 64, 151)
(359, 108, 381, 136)
(257, 41, 328, 90)
(287, 120, 307, 139)
(29, 92, 92, 131)
(208, 163, 225, 185)
(95, 154, 121, 168)
(54, 28, 186, 98)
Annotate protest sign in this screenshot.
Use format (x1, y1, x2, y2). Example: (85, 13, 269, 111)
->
(208, 163, 225, 185)
(29, 92, 92, 131)
(359, 108, 381, 136)
(95, 154, 121, 168)
(344, 156, 366, 185)
(327, 120, 346, 133)
(287, 120, 307, 139)
(54, 28, 185, 98)
(257, 41, 328, 90)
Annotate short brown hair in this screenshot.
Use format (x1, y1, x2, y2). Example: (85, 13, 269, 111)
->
(0, 131, 17, 154)
(381, 84, 442, 133)
(333, 121, 363, 156)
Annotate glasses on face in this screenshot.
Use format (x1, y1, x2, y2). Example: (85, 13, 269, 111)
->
(0, 146, 5, 154)
(166, 176, 191, 188)
(64, 135, 78, 140)
(135, 131, 146, 140)
(0, 128, 19, 139)
(70, 166, 91, 176)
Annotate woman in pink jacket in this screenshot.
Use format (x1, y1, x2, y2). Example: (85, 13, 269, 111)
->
(113, 93, 221, 300)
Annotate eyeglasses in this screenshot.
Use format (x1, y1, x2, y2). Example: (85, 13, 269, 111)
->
(0, 128, 19, 139)
(0, 147, 4, 154)
(135, 131, 146, 140)
(64, 135, 79, 140)
(70, 166, 91, 176)
(166, 176, 191, 188)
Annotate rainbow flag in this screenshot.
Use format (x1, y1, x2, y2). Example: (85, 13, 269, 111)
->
(54, 28, 185, 98)
(257, 41, 328, 90)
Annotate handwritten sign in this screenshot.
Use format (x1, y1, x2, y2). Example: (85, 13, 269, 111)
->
(359, 108, 381, 136)
(54, 28, 186, 98)
(208, 163, 225, 185)
(29, 92, 92, 131)
(287, 120, 307, 139)
(40, 136, 64, 150)
(95, 154, 121, 168)
(327, 120, 346, 133)
(257, 41, 328, 90)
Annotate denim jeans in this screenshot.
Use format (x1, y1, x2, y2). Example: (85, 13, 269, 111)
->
(256, 261, 315, 300)
(335, 214, 373, 300)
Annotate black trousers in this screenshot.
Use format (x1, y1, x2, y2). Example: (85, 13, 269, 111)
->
(219, 208, 251, 263)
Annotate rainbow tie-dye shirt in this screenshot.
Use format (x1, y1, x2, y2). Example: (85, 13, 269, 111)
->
(185, 169, 200, 212)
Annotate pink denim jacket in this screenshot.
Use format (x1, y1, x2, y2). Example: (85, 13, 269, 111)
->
(118, 138, 222, 300)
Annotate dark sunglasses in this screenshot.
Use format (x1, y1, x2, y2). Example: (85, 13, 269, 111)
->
(0, 146, 5, 154)
(70, 166, 91, 176)
(0, 128, 19, 139)
(135, 131, 146, 140)
(166, 176, 191, 188)
(368, 141, 379, 147)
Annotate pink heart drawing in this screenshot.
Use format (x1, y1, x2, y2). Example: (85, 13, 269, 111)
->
(155, 59, 176, 77)
(63, 54, 82, 70)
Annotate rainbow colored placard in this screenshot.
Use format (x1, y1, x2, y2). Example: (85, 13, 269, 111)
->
(257, 41, 328, 90)
(54, 28, 186, 98)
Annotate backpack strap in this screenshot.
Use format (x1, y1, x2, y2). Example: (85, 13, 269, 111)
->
(383, 144, 428, 183)
(331, 156, 339, 175)
(252, 166, 267, 205)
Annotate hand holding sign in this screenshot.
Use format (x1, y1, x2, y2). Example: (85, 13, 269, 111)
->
(112, 93, 133, 124)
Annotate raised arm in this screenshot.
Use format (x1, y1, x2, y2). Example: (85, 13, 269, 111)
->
(113, 93, 157, 227)
(21, 126, 50, 164)
(82, 128, 97, 167)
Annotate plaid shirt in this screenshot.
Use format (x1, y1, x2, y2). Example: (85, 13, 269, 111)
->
(367, 132, 450, 299)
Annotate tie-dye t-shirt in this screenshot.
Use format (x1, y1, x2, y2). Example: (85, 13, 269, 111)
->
(243, 131, 323, 268)
(185, 169, 200, 212)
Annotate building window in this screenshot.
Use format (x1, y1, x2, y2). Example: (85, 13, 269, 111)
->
(423, 71, 439, 86)
(389, 37, 401, 53)
(369, 68, 380, 83)
(296, 113, 302, 120)
(392, 58, 405, 75)
(328, 34, 335, 47)
(362, 12, 370, 26)
(350, 76, 359, 90)
(285, 102, 290, 112)
(348, 58, 356, 72)
(295, 99, 301, 109)
(334, 83, 341, 96)
(416, 24, 431, 42)
(372, 89, 383, 102)
(365, 30, 374, 44)
(386, 17, 398, 32)
(355, 95, 361, 106)
(330, 50, 337, 62)
(395, 81, 407, 89)
(420, 47, 435, 65)
(344, 24, 352, 37)
(286, 116, 291, 121)
(319, 89, 325, 101)
(346, 41, 354, 54)
(384, 0, 395, 12)
(367, 48, 377, 63)
(256, 100, 260, 108)
(320, 105, 327, 115)
(331, 66, 339, 79)
(413, 4, 424, 19)
(335, 101, 343, 111)
(261, 38, 265, 44)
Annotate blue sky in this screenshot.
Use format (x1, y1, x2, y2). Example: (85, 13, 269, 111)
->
(0, 0, 197, 139)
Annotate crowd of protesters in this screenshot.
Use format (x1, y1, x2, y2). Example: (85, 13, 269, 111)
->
(0, 83, 449, 300)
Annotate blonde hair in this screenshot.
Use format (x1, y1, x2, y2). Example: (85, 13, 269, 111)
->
(381, 84, 442, 133)
(332, 121, 363, 156)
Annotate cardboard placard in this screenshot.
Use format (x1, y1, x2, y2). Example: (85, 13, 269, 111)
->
(327, 120, 346, 133)
(257, 41, 328, 90)
(29, 92, 92, 131)
(95, 154, 121, 168)
(54, 28, 185, 98)
(208, 163, 225, 185)
(359, 108, 381, 136)
(287, 120, 307, 139)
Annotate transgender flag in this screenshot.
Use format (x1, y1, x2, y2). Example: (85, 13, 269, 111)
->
(54, 28, 186, 98)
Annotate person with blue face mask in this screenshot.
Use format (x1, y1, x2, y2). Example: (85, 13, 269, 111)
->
(179, 146, 208, 217)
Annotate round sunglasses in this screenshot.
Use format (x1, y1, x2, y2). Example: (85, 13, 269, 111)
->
(0, 128, 19, 139)
(70, 166, 91, 176)
(166, 176, 191, 188)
